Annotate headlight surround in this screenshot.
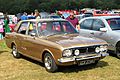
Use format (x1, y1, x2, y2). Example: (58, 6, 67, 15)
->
(63, 49, 72, 57)
(95, 45, 107, 53)
(74, 49, 80, 56)
(100, 45, 107, 52)
(95, 47, 100, 53)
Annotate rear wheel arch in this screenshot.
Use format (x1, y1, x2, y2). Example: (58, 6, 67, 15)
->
(11, 42, 21, 58)
(11, 42, 16, 49)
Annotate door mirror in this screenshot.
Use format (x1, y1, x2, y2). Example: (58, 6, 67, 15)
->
(100, 28, 107, 32)
(30, 32, 36, 36)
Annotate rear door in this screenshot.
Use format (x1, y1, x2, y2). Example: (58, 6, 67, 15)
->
(16, 21, 30, 54)
(21, 21, 42, 59)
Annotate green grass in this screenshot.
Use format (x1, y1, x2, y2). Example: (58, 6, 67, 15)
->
(0, 40, 120, 80)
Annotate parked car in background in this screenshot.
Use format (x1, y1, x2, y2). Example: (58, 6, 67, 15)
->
(48, 15, 61, 19)
(61, 12, 70, 19)
(75, 14, 93, 21)
(84, 10, 119, 16)
(40, 12, 50, 19)
(5, 19, 108, 72)
(79, 16, 120, 58)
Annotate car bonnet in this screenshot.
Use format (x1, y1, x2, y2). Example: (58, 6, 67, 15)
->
(46, 34, 107, 49)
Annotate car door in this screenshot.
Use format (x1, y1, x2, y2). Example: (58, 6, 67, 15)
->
(15, 21, 30, 54)
(20, 21, 46, 60)
(79, 19, 94, 37)
(91, 19, 106, 38)
(92, 19, 115, 50)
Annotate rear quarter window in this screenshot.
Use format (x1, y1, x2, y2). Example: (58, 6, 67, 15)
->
(18, 22, 29, 34)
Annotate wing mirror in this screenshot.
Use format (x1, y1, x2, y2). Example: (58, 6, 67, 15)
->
(30, 32, 36, 36)
(100, 28, 107, 32)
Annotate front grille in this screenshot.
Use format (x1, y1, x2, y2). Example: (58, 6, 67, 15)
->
(72, 46, 99, 56)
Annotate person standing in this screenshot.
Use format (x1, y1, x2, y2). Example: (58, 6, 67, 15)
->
(4, 14, 10, 35)
(66, 12, 80, 31)
(12, 15, 18, 24)
(20, 12, 28, 20)
(0, 19, 4, 39)
(34, 9, 41, 19)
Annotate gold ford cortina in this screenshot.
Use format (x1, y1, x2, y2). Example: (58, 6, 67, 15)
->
(5, 19, 108, 72)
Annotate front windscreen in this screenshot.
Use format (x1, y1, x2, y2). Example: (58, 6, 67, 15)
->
(107, 18, 120, 30)
(37, 21, 78, 36)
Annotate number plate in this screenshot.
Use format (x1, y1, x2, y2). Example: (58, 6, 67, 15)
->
(78, 60, 95, 66)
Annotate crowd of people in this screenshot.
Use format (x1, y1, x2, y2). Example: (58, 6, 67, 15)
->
(0, 14, 10, 39)
(20, 9, 41, 21)
(0, 9, 80, 40)
(0, 9, 42, 40)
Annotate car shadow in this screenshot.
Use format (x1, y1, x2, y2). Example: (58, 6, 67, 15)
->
(58, 61, 109, 73)
(21, 55, 44, 67)
(0, 50, 9, 54)
(19, 55, 109, 73)
(21, 55, 109, 73)
(108, 51, 120, 59)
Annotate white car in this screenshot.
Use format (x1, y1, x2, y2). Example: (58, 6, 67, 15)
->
(79, 16, 120, 58)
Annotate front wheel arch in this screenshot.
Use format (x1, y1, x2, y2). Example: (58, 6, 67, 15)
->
(11, 42, 15, 49)
(42, 51, 49, 63)
(43, 52, 58, 72)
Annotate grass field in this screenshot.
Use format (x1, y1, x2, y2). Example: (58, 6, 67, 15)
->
(0, 40, 120, 80)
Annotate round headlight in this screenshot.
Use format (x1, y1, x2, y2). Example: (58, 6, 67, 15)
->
(74, 49, 80, 56)
(100, 45, 107, 52)
(95, 47, 100, 53)
(104, 46, 107, 52)
(63, 49, 72, 57)
(100, 46, 104, 51)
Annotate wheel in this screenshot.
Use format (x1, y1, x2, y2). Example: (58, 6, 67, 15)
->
(116, 43, 120, 59)
(12, 45, 21, 58)
(44, 53, 58, 72)
(116, 53, 120, 59)
(116, 47, 120, 59)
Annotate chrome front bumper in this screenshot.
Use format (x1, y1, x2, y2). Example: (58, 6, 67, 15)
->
(58, 53, 109, 63)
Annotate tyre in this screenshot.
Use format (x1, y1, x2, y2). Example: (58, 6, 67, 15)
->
(116, 53, 120, 59)
(116, 43, 120, 59)
(12, 44, 21, 58)
(44, 53, 58, 72)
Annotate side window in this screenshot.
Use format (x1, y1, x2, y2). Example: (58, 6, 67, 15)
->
(52, 22, 61, 32)
(18, 22, 29, 34)
(61, 21, 76, 33)
(28, 22, 37, 36)
(37, 22, 49, 36)
(40, 23, 47, 31)
(80, 19, 93, 30)
(92, 19, 105, 31)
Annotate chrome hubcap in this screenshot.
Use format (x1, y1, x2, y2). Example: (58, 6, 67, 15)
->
(45, 56, 52, 70)
(12, 46, 17, 56)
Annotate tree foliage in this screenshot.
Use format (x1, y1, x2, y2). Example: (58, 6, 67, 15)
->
(0, 0, 119, 14)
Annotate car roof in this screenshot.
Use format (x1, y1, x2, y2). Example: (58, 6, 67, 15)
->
(83, 16, 120, 20)
(20, 18, 66, 22)
(14, 18, 67, 32)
